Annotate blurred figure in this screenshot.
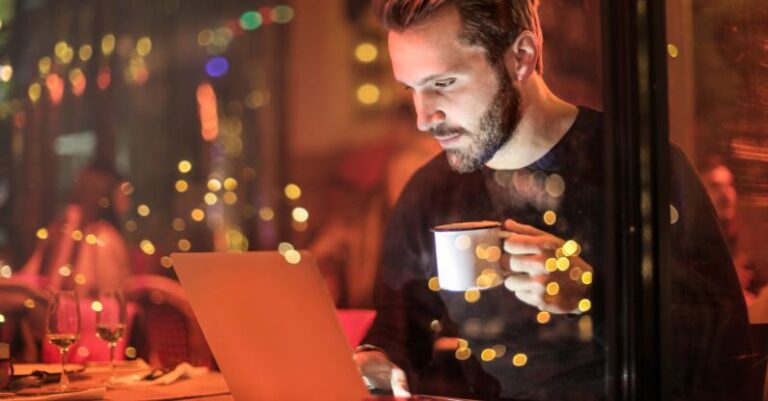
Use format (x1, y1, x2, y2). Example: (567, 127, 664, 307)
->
(17, 161, 132, 297)
(701, 162, 764, 304)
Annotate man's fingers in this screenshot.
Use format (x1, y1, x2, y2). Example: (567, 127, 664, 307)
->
(514, 289, 544, 308)
(504, 273, 544, 293)
(390, 368, 411, 397)
(504, 218, 545, 236)
(503, 234, 542, 255)
(507, 254, 547, 275)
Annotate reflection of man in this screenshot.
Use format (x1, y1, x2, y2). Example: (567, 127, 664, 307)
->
(354, 1, 754, 400)
(702, 163, 764, 304)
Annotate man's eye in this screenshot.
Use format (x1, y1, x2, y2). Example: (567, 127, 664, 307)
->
(434, 79, 455, 88)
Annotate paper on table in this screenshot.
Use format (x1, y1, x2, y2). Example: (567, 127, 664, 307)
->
(3, 386, 105, 401)
(107, 363, 209, 387)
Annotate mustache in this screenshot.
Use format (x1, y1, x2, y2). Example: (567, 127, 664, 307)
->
(432, 125, 468, 138)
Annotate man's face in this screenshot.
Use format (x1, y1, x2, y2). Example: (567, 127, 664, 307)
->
(388, 6, 521, 173)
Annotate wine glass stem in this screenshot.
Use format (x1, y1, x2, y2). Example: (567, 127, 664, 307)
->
(60, 347, 70, 390)
(109, 343, 117, 380)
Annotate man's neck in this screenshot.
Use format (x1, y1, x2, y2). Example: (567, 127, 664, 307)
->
(485, 75, 579, 170)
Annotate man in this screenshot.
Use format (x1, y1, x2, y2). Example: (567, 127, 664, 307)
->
(354, 1, 754, 400)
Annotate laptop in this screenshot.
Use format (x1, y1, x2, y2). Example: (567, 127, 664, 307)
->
(172, 251, 370, 401)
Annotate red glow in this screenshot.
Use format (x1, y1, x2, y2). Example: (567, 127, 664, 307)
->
(259, 7, 273, 25)
(13, 112, 26, 129)
(97, 67, 111, 90)
(72, 75, 86, 97)
(196, 82, 219, 142)
(46, 74, 64, 105)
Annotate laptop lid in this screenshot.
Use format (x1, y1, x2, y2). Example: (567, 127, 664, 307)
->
(172, 251, 370, 401)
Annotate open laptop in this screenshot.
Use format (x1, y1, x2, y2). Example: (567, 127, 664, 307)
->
(172, 251, 370, 401)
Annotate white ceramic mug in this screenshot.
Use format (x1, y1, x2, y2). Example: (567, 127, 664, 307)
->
(431, 220, 507, 291)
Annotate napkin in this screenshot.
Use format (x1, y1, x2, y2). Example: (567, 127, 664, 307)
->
(107, 362, 209, 387)
(2, 386, 105, 401)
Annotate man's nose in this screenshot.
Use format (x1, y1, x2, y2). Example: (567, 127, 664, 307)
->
(413, 93, 445, 132)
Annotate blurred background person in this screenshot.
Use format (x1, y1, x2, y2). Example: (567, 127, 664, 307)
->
(16, 161, 133, 297)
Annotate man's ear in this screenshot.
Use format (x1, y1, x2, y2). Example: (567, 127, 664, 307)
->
(503, 30, 538, 82)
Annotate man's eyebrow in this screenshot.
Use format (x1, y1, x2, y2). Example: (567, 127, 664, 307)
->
(416, 73, 449, 86)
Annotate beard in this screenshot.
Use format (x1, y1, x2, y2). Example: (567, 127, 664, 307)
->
(434, 66, 522, 173)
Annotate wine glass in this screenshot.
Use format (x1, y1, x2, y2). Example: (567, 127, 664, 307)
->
(95, 290, 127, 382)
(46, 290, 81, 391)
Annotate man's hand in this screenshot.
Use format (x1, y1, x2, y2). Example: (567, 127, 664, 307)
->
(501, 218, 593, 314)
(353, 349, 411, 397)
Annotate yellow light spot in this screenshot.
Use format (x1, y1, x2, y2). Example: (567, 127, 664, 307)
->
(125, 346, 138, 359)
(259, 207, 275, 221)
(667, 44, 679, 58)
(24, 298, 36, 309)
(36, 228, 49, 239)
(136, 36, 152, 56)
(512, 353, 528, 367)
(670, 204, 679, 224)
(28, 83, 42, 102)
(579, 315, 593, 341)
(207, 178, 222, 192)
(85, 234, 98, 245)
(58, 265, 72, 277)
(0, 265, 11, 278)
(354, 42, 378, 63)
(581, 271, 593, 285)
(578, 299, 592, 312)
(455, 347, 472, 361)
(430, 319, 442, 332)
(475, 244, 489, 260)
(178, 160, 192, 173)
(79, 44, 93, 61)
(191, 208, 205, 221)
(178, 239, 191, 252)
(0, 314, 4, 323)
(457, 338, 469, 349)
(175, 180, 189, 192)
(485, 246, 502, 262)
(543, 210, 557, 226)
(137, 204, 150, 217)
(91, 300, 103, 312)
(140, 239, 156, 255)
(71, 230, 83, 241)
(284, 183, 301, 200)
(476, 273, 495, 288)
(74, 274, 87, 285)
(223, 191, 238, 205)
(545, 258, 558, 272)
(284, 249, 301, 264)
(197, 29, 214, 46)
(54, 41, 68, 59)
(545, 282, 560, 296)
(556, 257, 570, 271)
(480, 348, 496, 362)
(292, 207, 309, 223)
(124, 220, 138, 232)
(428, 277, 440, 292)
(569, 267, 583, 281)
(356, 83, 380, 105)
(278, 242, 295, 255)
(172, 218, 186, 231)
(102, 34, 116, 55)
(120, 182, 134, 195)
(555, 248, 564, 258)
(77, 346, 90, 357)
(39, 57, 52, 75)
(204, 192, 218, 205)
(0, 64, 12, 82)
(160, 256, 173, 268)
(536, 311, 551, 324)
(544, 174, 566, 198)
(223, 178, 238, 191)
(562, 240, 579, 257)
(464, 288, 481, 303)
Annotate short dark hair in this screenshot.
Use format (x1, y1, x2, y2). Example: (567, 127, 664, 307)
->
(374, 0, 543, 73)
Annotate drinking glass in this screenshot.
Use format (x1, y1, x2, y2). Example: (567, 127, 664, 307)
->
(95, 290, 127, 382)
(46, 290, 81, 391)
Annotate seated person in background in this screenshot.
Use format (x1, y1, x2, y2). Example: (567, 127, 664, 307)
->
(701, 161, 765, 304)
(17, 161, 132, 297)
(354, 1, 755, 400)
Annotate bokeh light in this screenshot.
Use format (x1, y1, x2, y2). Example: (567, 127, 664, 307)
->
(239, 11, 263, 30)
(137, 204, 150, 217)
(190, 208, 205, 221)
(259, 207, 275, 221)
(36, 228, 49, 240)
(101, 34, 116, 55)
(512, 353, 528, 367)
(271, 5, 295, 23)
(136, 37, 152, 56)
(292, 207, 309, 223)
(206, 57, 229, 78)
(543, 210, 557, 226)
(207, 178, 222, 192)
(178, 160, 192, 173)
(175, 180, 189, 193)
(356, 83, 380, 105)
(284, 183, 301, 200)
(0, 64, 12, 82)
(140, 239, 156, 255)
(178, 239, 192, 251)
(354, 43, 378, 63)
(284, 249, 301, 264)
(79, 44, 93, 61)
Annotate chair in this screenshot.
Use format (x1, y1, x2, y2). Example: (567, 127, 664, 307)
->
(123, 274, 214, 368)
(0, 278, 49, 362)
